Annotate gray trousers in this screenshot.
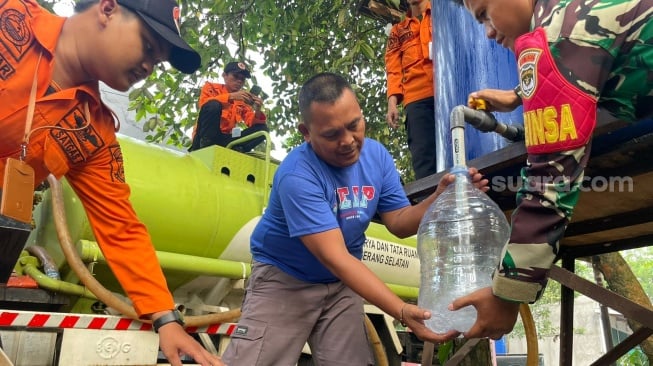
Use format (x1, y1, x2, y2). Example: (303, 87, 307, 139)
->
(222, 261, 374, 366)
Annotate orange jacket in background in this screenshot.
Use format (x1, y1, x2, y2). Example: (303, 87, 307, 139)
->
(0, 0, 174, 316)
(385, 2, 434, 106)
(196, 82, 266, 135)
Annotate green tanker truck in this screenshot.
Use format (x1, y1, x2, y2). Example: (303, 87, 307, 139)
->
(1, 134, 423, 365)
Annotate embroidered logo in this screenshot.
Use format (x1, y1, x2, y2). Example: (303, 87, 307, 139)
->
(0, 7, 33, 60)
(108, 144, 125, 183)
(51, 106, 104, 165)
(517, 48, 541, 100)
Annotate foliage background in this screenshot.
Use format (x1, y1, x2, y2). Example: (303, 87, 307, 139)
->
(39, 0, 415, 178)
(129, 0, 415, 180)
(165, 1, 414, 179)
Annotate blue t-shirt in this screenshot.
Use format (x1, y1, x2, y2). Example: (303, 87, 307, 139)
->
(251, 138, 410, 283)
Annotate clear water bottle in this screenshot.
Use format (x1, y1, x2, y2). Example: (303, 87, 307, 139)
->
(417, 166, 510, 333)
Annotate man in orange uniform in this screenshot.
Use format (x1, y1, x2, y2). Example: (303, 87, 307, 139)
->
(0, 1, 223, 365)
(385, 0, 437, 180)
(189, 61, 268, 152)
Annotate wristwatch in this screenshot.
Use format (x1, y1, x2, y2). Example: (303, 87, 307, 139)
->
(513, 85, 523, 99)
(152, 310, 185, 333)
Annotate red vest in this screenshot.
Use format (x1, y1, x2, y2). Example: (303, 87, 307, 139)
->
(515, 27, 597, 154)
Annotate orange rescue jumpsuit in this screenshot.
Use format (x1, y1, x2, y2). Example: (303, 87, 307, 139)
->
(0, 0, 174, 316)
(193, 82, 266, 137)
(385, 1, 434, 106)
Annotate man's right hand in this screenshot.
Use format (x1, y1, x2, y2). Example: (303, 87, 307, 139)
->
(158, 322, 225, 366)
(449, 286, 521, 340)
(386, 96, 400, 128)
(467, 88, 522, 113)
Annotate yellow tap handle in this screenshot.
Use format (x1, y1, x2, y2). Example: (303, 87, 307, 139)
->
(468, 97, 488, 111)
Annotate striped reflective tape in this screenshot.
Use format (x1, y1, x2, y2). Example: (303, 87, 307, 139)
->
(0, 311, 236, 335)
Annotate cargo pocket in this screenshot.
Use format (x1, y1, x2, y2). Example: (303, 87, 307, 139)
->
(42, 135, 72, 179)
(223, 319, 267, 365)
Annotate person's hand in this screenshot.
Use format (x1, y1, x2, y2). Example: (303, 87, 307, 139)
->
(467, 167, 489, 192)
(449, 287, 521, 340)
(228, 90, 251, 102)
(250, 95, 264, 110)
(400, 303, 461, 344)
(158, 322, 226, 366)
(467, 89, 521, 113)
(228, 90, 259, 104)
(435, 167, 490, 196)
(386, 97, 400, 128)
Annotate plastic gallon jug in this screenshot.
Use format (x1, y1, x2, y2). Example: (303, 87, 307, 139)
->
(417, 167, 510, 333)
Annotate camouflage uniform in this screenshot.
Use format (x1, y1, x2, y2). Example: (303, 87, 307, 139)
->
(493, 0, 653, 303)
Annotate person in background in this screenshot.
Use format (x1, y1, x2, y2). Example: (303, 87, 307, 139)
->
(0, 0, 223, 365)
(189, 61, 268, 152)
(385, 0, 437, 180)
(447, 0, 653, 340)
(222, 72, 487, 365)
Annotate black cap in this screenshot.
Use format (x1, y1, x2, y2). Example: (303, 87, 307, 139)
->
(117, 0, 201, 74)
(224, 61, 251, 78)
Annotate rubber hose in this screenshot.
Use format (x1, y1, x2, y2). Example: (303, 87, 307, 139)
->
(47, 174, 241, 326)
(364, 314, 389, 366)
(519, 303, 540, 366)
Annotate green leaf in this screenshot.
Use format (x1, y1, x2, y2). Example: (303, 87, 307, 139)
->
(438, 340, 453, 364)
(360, 42, 375, 60)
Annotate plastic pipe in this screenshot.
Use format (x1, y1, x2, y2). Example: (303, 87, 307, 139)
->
(20, 257, 97, 299)
(77, 239, 418, 299)
(25, 245, 60, 280)
(450, 105, 469, 168)
(451, 105, 524, 144)
(77, 240, 251, 279)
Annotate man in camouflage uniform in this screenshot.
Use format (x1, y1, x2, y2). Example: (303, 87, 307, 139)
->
(447, 0, 653, 340)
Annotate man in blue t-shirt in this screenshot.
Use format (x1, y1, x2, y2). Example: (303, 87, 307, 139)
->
(222, 73, 487, 365)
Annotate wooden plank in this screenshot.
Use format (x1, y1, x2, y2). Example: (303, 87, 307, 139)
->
(404, 120, 653, 247)
(444, 338, 482, 366)
(548, 266, 653, 330)
(590, 328, 653, 366)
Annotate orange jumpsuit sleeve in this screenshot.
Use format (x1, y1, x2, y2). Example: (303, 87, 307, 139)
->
(65, 140, 174, 317)
(385, 23, 405, 103)
(199, 82, 230, 108)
